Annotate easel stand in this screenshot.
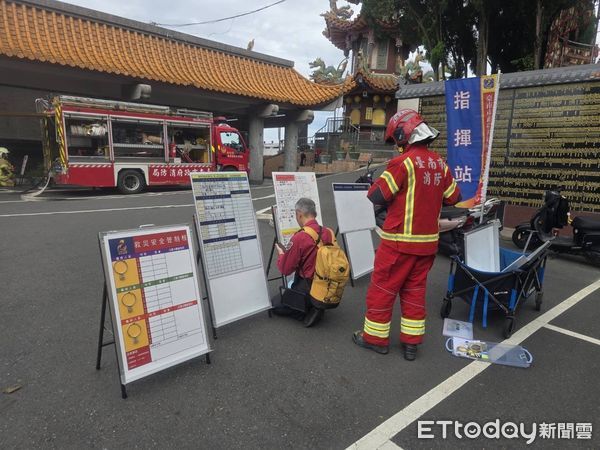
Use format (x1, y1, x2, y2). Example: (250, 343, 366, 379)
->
(265, 206, 287, 288)
(96, 283, 129, 399)
(193, 218, 220, 340)
(95, 280, 212, 399)
(335, 227, 355, 287)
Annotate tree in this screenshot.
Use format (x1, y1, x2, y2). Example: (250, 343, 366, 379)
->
(443, 0, 477, 78)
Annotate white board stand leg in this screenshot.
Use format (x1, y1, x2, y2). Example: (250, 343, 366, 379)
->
(95, 282, 128, 399)
(193, 217, 219, 340)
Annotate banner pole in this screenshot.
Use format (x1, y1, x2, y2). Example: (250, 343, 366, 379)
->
(480, 71, 501, 224)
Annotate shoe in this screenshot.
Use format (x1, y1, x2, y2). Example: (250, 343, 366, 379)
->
(403, 343, 418, 361)
(272, 305, 305, 321)
(303, 307, 324, 327)
(352, 331, 389, 355)
(271, 304, 294, 316)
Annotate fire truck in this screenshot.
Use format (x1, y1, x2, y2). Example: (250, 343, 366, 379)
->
(37, 96, 250, 194)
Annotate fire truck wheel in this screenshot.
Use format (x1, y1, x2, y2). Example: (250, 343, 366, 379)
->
(117, 170, 145, 194)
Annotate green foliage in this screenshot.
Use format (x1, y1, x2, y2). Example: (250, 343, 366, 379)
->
(510, 55, 535, 71)
(352, 0, 597, 78)
(361, 0, 397, 20)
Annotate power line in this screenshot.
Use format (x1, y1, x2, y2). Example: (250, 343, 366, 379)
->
(150, 0, 286, 27)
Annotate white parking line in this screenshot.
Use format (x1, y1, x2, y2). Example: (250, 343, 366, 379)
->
(348, 277, 600, 450)
(378, 440, 403, 449)
(252, 194, 275, 201)
(0, 204, 195, 217)
(1, 202, 274, 218)
(544, 324, 600, 347)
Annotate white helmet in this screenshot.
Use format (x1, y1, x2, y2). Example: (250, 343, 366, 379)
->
(0, 147, 8, 156)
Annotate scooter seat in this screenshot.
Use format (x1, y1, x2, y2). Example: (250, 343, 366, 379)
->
(572, 216, 600, 232)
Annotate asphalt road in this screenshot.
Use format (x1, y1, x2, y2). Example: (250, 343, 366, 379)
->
(1, 171, 599, 449)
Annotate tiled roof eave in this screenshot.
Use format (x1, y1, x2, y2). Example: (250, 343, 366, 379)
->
(0, 0, 346, 108)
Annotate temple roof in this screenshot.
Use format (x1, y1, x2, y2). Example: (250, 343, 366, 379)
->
(0, 0, 349, 108)
(351, 69, 399, 93)
(322, 12, 400, 51)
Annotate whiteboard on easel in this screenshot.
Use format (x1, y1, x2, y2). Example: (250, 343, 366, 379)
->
(191, 172, 271, 327)
(272, 172, 322, 248)
(99, 224, 211, 385)
(344, 229, 375, 280)
(464, 220, 501, 272)
(332, 183, 376, 234)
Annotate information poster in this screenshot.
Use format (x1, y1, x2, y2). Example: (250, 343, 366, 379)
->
(99, 225, 211, 385)
(332, 183, 375, 234)
(272, 172, 322, 247)
(191, 172, 270, 327)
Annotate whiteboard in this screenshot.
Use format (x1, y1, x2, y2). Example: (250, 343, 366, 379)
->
(191, 172, 271, 327)
(99, 224, 211, 385)
(344, 229, 375, 280)
(272, 172, 322, 248)
(333, 183, 376, 234)
(464, 220, 501, 272)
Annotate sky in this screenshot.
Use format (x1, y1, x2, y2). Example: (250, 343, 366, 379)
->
(64, 0, 354, 142)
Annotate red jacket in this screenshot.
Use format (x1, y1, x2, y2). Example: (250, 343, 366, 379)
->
(277, 219, 334, 279)
(368, 143, 461, 255)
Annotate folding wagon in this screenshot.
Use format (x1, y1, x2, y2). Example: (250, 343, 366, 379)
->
(441, 246, 549, 338)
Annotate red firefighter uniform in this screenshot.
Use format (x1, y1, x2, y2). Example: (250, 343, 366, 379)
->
(362, 143, 461, 346)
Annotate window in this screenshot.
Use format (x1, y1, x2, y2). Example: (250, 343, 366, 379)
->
(220, 132, 244, 152)
(111, 119, 165, 159)
(65, 115, 109, 159)
(168, 123, 211, 163)
(375, 39, 389, 70)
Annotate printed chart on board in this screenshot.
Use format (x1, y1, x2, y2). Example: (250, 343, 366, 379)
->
(191, 172, 263, 279)
(191, 172, 270, 327)
(100, 225, 210, 384)
(272, 172, 322, 248)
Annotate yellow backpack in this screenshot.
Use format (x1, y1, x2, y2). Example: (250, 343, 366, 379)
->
(302, 226, 350, 309)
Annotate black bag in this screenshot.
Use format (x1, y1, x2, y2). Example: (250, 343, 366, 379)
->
(280, 276, 312, 313)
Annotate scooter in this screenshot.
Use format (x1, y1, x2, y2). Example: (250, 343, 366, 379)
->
(355, 161, 501, 256)
(512, 190, 600, 265)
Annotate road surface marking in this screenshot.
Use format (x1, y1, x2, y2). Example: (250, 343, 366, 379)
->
(347, 277, 600, 450)
(1, 200, 277, 218)
(544, 323, 600, 347)
(252, 194, 275, 201)
(0, 204, 195, 217)
(377, 440, 403, 449)
(0, 199, 29, 204)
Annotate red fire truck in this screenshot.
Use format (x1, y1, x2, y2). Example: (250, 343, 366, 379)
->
(38, 96, 250, 194)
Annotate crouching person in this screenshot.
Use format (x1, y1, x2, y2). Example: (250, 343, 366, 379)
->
(273, 198, 348, 327)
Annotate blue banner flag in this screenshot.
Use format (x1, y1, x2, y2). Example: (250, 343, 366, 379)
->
(445, 75, 498, 208)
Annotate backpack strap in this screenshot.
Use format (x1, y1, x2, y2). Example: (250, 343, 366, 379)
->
(302, 225, 322, 246)
(303, 226, 337, 245)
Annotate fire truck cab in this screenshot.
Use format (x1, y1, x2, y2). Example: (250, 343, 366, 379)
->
(38, 96, 250, 194)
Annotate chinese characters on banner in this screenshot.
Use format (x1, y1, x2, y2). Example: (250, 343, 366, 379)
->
(445, 75, 499, 207)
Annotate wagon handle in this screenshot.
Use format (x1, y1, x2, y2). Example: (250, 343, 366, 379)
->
(445, 337, 454, 353)
(522, 348, 533, 364)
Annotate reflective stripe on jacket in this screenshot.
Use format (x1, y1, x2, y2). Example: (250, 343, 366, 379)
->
(368, 144, 461, 255)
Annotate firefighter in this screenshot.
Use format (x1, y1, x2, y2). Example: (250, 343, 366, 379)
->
(352, 109, 461, 361)
(0, 147, 15, 187)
